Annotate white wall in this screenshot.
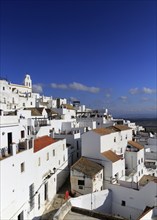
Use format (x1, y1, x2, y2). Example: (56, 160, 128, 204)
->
(82, 131, 100, 158)
(0, 137, 69, 220)
(107, 181, 157, 220)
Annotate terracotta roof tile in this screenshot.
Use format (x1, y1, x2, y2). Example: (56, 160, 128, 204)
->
(93, 125, 131, 136)
(113, 125, 132, 131)
(34, 135, 56, 153)
(101, 150, 122, 162)
(93, 128, 114, 135)
(128, 141, 144, 150)
(24, 107, 44, 116)
(139, 175, 157, 186)
(71, 157, 103, 177)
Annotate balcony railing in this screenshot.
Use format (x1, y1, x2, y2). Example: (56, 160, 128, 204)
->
(0, 145, 13, 160)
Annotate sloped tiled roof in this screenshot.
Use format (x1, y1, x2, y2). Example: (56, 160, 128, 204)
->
(24, 107, 44, 116)
(93, 125, 131, 136)
(62, 104, 75, 110)
(113, 125, 132, 131)
(34, 135, 56, 152)
(93, 128, 114, 135)
(71, 157, 103, 177)
(139, 175, 157, 187)
(128, 141, 144, 150)
(101, 150, 122, 162)
(45, 108, 58, 116)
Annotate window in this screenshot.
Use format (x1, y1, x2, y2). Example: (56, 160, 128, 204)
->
(138, 159, 140, 165)
(114, 137, 116, 142)
(38, 157, 41, 166)
(21, 130, 25, 138)
(29, 184, 34, 211)
(77, 152, 79, 158)
(53, 149, 55, 156)
(30, 102, 33, 105)
(121, 200, 126, 206)
(125, 135, 127, 139)
(78, 180, 84, 186)
(44, 183, 48, 201)
(77, 141, 79, 150)
(47, 152, 49, 161)
(79, 185, 83, 190)
(3, 87, 5, 90)
(139, 171, 140, 176)
(58, 160, 60, 165)
(141, 158, 143, 163)
(63, 155, 65, 162)
(141, 169, 143, 174)
(21, 162, 25, 172)
(63, 144, 65, 151)
(38, 194, 40, 209)
(23, 103, 25, 107)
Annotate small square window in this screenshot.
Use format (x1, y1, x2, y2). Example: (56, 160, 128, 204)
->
(21, 162, 25, 172)
(78, 180, 84, 185)
(121, 200, 126, 206)
(79, 185, 83, 190)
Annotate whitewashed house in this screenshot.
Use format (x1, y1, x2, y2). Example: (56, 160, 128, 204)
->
(125, 140, 145, 182)
(70, 157, 103, 195)
(0, 107, 69, 220)
(0, 134, 68, 220)
(81, 125, 133, 185)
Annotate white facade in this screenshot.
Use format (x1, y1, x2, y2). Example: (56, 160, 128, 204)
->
(70, 157, 103, 195)
(0, 136, 68, 220)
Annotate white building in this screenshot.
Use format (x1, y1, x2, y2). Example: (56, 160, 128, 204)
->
(70, 157, 103, 195)
(0, 107, 69, 220)
(54, 178, 157, 220)
(0, 134, 68, 220)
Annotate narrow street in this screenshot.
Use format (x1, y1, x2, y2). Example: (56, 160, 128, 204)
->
(41, 176, 71, 220)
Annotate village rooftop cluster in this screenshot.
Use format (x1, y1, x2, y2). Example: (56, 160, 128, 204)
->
(0, 75, 157, 220)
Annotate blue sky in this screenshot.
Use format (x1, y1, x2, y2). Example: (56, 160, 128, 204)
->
(1, 0, 156, 118)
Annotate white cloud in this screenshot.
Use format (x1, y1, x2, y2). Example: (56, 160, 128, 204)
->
(142, 87, 156, 94)
(129, 87, 156, 95)
(69, 82, 100, 93)
(32, 84, 43, 93)
(129, 88, 139, 94)
(50, 82, 100, 93)
(119, 96, 128, 101)
(51, 83, 68, 89)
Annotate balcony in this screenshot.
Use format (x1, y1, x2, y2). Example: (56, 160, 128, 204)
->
(17, 139, 33, 152)
(0, 145, 13, 160)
